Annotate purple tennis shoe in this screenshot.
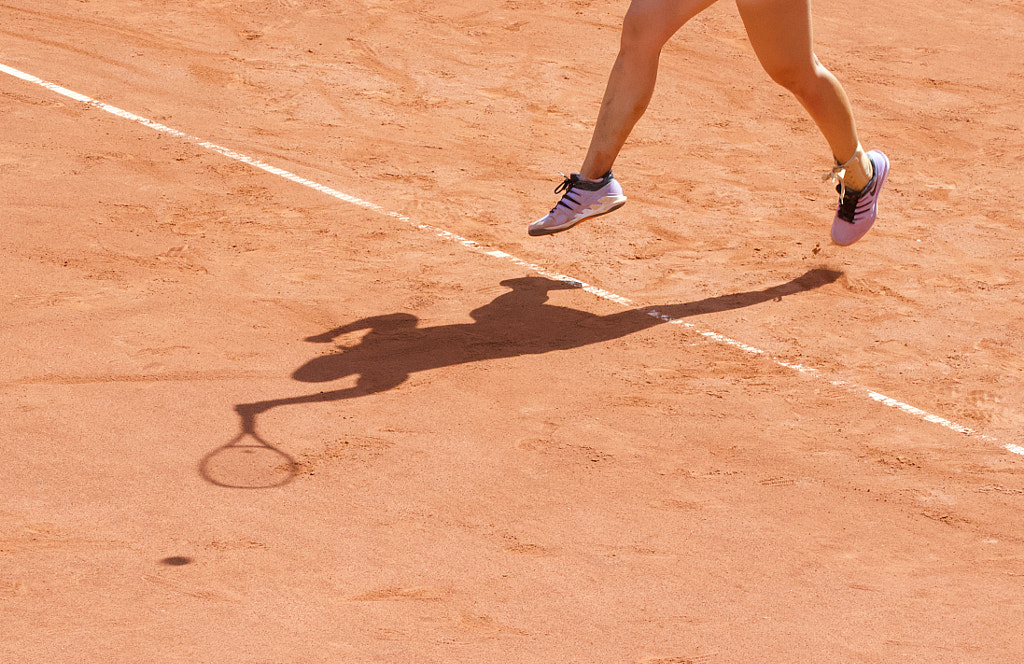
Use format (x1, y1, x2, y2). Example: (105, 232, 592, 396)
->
(529, 171, 627, 236)
(829, 150, 890, 246)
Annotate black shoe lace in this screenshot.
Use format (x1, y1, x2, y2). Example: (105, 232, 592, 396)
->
(835, 185, 861, 223)
(824, 153, 874, 224)
(552, 174, 581, 212)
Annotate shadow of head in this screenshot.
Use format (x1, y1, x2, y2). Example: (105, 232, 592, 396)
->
(498, 276, 582, 292)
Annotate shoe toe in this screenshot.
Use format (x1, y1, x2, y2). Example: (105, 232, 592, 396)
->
(528, 216, 558, 236)
(831, 219, 871, 246)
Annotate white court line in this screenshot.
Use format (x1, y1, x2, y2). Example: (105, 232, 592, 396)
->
(2, 61, 1020, 456)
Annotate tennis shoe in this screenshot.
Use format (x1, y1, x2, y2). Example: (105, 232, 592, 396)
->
(829, 150, 890, 246)
(529, 171, 627, 236)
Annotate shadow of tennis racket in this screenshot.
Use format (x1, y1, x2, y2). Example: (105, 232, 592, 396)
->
(198, 406, 298, 489)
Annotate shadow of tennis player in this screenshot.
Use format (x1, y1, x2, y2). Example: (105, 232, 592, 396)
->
(203, 268, 839, 487)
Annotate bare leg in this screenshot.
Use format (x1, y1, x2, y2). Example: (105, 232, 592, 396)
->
(579, 0, 719, 180)
(736, 0, 872, 189)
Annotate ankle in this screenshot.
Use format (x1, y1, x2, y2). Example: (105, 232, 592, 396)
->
(578, 170, 610, 183)
(835, 147, 873, 191)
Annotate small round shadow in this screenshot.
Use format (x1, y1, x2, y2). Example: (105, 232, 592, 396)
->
(160, 556, 193, 566)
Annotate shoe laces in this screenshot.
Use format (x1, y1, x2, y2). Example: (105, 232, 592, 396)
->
(834, 185, 861, 223)
(824, 152, 871, 223)
(822, 152, 863, 202)
(552, 172, 582, 212)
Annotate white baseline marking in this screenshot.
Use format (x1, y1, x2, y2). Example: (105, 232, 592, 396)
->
(2, 62, 1019, 456)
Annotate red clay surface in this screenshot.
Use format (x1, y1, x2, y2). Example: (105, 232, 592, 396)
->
(2, 1, 1023, 662)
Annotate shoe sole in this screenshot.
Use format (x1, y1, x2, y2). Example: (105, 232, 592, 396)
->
(830, 151, 889, 246)
(528, 196, 627, 237)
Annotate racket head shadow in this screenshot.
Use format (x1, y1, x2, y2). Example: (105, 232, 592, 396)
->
(199, 430, 298, 489)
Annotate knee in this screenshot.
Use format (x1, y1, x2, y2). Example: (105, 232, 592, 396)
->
(762, 56, 824, 98)
(620, 3, 680, 53)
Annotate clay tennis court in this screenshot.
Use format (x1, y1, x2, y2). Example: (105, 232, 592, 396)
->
(2, 1, 1022, 661)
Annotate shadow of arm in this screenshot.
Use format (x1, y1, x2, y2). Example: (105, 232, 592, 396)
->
(305, 313, 418, 343)
(234, 374, 406, 432)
